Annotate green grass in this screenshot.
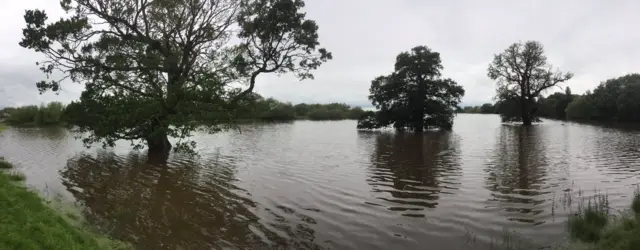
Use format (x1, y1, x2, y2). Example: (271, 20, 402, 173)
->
(563, 188, 640, 250)
(481, 188, 640, 250)
(5, 170, 26, 181)
(0, 123, 8, 133)
(0, 164, 130, 249)
(567, 193, 610, 242)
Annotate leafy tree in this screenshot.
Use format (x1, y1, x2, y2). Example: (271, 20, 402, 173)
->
(537, 87, 574, 119)
(347, 107, 365, 119)
(566, 74, 640, 122)
(488, 41, 573, 125)
(566, 94, 595, 120)
(293, 103, 310, 117)
(357, 46, 465, 131)
(480, 103, 494, 114)
(20, 0, 331, 154)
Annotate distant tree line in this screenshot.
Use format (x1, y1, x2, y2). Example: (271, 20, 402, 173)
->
(543, 74, 640, 122)
(234, 93, 365, 121)
(1, 102, 66, 126)
(457, 103, 498, 114)
(1, 97, 365, 127)
(464, 73, 640, 123)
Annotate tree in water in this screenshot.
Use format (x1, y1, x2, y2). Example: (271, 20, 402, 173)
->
(487, 41, 573, 125)
(357, 46, 465, 132)
(19, 0, 331, 154)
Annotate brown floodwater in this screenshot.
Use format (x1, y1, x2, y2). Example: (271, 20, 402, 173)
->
(1, 114, 640, 249)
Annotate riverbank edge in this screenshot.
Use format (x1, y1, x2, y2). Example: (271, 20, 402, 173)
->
(0, 157, 132, 250)
(484, 190, 640, 250)
(0, 123, 8, 132)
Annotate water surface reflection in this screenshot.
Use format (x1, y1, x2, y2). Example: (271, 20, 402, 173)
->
(1, 116, 640, 250)
(484, 126, 550, 225)
(367, 131, 462, 214)
(61, 151, 323, 250)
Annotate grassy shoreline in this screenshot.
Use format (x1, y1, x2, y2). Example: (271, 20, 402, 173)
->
(481, 189, 640, 250)
(0, 157, 130, 250)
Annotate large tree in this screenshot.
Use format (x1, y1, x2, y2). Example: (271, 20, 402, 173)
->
(357, 46, 465, 132)
(19, 0, 331, 154)
(487, 41, 572, 125)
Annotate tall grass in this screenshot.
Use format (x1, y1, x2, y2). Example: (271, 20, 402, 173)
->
(473, 187, 640, 250)
(567, 192, 610, 242)
(564, 187, 640, 249)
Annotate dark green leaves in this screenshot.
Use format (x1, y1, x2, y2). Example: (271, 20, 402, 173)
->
(235, 0, 332, 82)
(358, 46, 464, 132)
(19, 0, 331, 153)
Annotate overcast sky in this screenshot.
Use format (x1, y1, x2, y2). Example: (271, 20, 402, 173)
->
(1, 0, 639, 108)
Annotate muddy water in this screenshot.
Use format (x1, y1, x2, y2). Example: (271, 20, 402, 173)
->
(1, 114, 640, 249)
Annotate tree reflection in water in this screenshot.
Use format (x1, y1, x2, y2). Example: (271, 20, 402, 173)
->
(365, 131, 462, 216)
(484, 125, 550, 224)
(60, 150, 322, 250)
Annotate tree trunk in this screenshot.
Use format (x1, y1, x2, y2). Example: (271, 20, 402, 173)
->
(147, 131, 171, 155)
(521, 98, 532, 126)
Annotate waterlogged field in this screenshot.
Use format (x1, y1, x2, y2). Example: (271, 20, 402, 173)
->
(1, 114, 640, 249)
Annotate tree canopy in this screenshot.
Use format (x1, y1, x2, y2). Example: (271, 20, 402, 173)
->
(487, 41, 572, 125)
(357, 46, 465, 132)
(19, 0, 331, 154)
(566, 74, 640, 122)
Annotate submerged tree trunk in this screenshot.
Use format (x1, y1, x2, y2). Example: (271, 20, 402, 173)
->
(521, 98, 532, 126)
(147, 131, 171, 155)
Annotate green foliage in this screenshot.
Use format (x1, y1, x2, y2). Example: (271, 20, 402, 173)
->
(566, 95, 595, 120)
(259, 101, 297, 121)
(0, 167, 129, 250)
(567, 193, 610, 242)
(232, 93, 364, 121)
(488, 41, 573, 125)
(358, 46, 465, 131)
(3, 102, 66, 126)
(566, 74, 640, 122)
(0, 123, 8, 133)
(564, 190, 640, 250)
(632, 187, 640, 215)
(459, 103, 497, 114)
(19, 0, 331, 153)
(6, 171, 26, 182)
(537, 87, 575, 119)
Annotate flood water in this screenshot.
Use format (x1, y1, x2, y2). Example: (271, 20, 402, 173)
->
(1, 114, 640, 249)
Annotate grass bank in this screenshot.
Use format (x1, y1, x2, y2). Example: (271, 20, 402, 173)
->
(564, 188, 640, 250)
(480, 188, 640, 250)
(0, 123, 8, 133)
(0, 157, 130, 250)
